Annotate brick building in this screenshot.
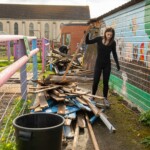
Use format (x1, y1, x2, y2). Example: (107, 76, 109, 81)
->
(60, 23, 88, 54)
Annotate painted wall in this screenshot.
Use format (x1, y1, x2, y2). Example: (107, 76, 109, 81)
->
(84, 0, 150, 111)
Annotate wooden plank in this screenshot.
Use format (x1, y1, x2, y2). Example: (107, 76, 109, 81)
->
(82, 96, 99, 116)
(61, 87, 72, 93)
(87, 94, 104, 100)
(53, 89, 66, 97)
(77, 113, 86, 128)
(34, 106, 42, 112)
(76, 97, 87, 105)
(72, 122, 79, 150)
(50, 94, 65, 101)
(85, 114, 100, 150)
(52, 89, 60, 96)
(29, 94, 40, 110)
(57, 89, 64, 94)
(29, 85, 61, 93)
(29, 86, 50, 89)
(57, 103, 66, 115)
(72, 90, 89, 95)
(38, 92, 49, 108)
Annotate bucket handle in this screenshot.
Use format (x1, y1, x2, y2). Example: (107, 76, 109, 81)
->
(18, 131, 32, 141)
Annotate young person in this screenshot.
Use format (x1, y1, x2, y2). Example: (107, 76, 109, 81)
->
(86, 27, 120, 107)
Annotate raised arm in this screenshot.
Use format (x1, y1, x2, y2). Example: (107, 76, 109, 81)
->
(85, 33, 99, 44)
(112, 41, 120, 71)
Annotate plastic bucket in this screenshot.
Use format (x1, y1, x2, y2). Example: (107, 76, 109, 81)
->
(13, 113, 64, 150)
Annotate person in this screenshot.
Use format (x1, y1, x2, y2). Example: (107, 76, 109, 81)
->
(85, 27, 120, 107)
(59, 45, 69, 54)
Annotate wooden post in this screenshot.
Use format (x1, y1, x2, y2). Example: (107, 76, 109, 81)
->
(18, 39, 27, 100)
(7, 41, 11, 62)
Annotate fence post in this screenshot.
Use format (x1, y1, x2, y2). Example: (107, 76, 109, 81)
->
(13, 40, 18, 61)
(7, 41, 11, 62)
(32, 39, 38, 87)
(18, 39, 27, 100)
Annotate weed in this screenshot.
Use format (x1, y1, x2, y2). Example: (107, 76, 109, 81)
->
(139, 110, 150, 126)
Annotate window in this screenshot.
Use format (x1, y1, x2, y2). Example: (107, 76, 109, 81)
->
(29, 23, 34, 36)
(65, 34, 71, 46)
(14, 23, 18, 35)
(45, 23, 49, 39)
(62, 34, 65, 45)
(0, 22, 3, 31)
(61, 33, 71, 46)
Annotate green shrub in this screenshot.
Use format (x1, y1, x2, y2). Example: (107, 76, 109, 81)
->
(139, 110, 150, 126)
(141, 136, 150, 148)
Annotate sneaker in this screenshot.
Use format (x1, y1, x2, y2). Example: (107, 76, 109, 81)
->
(103, 98, 110, 107)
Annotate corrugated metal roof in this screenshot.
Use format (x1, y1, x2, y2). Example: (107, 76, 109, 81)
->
(0, 4, 90, 20)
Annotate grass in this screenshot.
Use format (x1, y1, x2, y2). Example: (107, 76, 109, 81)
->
(0, 97, 31, 150)
(0, 61, 13, 67)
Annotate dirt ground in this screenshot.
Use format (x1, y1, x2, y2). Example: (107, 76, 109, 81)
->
(63, 82, 150, 150)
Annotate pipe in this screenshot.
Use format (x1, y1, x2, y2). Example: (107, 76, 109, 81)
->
(0, 35, 37, 42)
(0, 48, 39, 87)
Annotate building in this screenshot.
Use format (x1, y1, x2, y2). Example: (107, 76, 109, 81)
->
(60, 23, 88, 53)
(0, 4, 90, 41)
(84, 0, 150, 111)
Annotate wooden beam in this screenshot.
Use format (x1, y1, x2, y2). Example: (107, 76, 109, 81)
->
(87, 94, 104, 100)
(85, 114, 100, 150)
(38, 92, 49, 108)
(82, 96, 99, 116)
(50, 94, 65, 101)
(29, 85, 61, 93)
(72, 122, 79, 150)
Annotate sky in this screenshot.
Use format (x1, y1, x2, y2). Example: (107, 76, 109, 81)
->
(0, 0, 131, 18)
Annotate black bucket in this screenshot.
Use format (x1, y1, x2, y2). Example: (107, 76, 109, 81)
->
(13, 113, 64, 150)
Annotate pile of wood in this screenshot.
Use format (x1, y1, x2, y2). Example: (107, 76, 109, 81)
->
(47, 49, 93, 76)
(29, 77, 116, 149)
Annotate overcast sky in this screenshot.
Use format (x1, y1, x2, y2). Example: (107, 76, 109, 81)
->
(0, 0, 131, 18)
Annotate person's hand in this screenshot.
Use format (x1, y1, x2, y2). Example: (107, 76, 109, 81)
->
(117, 65, 120, 71)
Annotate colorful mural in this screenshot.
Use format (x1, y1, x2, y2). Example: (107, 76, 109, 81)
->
(84, 0, 150, 111)
(106, 0, 150, 111)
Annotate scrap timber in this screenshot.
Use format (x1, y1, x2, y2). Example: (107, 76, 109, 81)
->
(29, 75, 116, 150)
(47, 48, 93, 77)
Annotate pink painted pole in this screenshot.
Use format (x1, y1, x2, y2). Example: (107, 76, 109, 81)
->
(0, 48, 39, 87)
(0, 35, 36, 42)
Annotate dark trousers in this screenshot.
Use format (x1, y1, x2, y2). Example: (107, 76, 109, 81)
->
(92, 64, 111, 98)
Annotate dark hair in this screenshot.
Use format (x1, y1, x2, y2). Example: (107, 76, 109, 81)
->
(103, 27, 115, 46)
